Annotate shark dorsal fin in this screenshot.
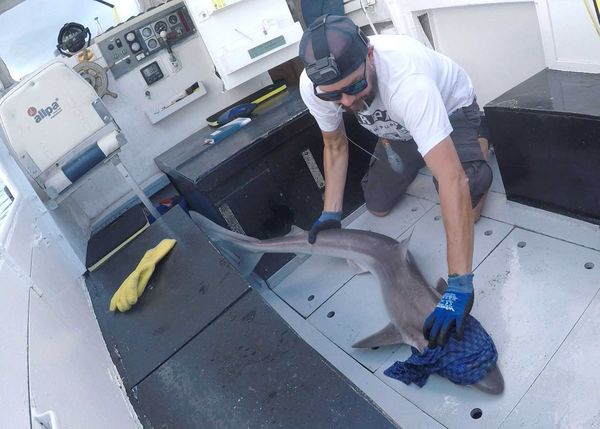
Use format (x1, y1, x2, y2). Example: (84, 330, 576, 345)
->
(346, 259, 370, 275)
(351, 323, 405, 348)
(399, 227, 415, 248)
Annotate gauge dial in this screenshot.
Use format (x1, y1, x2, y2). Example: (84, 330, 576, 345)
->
(125, 32, 136, 42)
(154, 21, 168, 34)
(168, 15, 178, 25)
(131, 42, 141, 52)
(147, 38, 158, 49)
(141, 27, 153, 38)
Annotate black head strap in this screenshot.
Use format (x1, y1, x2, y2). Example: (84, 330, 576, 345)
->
(311, 14, 331, 60)
(306, 14, 341, 85)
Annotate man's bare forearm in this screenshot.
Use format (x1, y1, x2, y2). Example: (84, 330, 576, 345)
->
(322, 132, 349, 213)
(424, 136, 474, 276)
(438, 173, 473, 275)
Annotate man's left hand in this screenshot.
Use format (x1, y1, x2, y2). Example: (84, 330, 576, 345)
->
(423, 273, 474, 348)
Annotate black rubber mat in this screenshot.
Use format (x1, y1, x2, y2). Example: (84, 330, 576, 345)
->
(132, 291, 398, 429)
(86, 206, 397, 428)
(86, 206, 249, 388)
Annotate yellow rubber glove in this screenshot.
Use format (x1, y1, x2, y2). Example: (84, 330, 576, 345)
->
(109, 239, 177, 312)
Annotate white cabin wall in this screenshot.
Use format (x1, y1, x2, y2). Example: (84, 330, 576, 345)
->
(427, 2, 546, 107)
(0, 261, 30, 429)
(385, 0, 600, 104)
(62, 25, 273, 226)
(0, 138, 141, 428)
(28, 216, 142, 429)
(536, 0, 600, 72)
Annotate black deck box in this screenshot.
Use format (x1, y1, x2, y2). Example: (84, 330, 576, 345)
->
(485, 68, 600, 224)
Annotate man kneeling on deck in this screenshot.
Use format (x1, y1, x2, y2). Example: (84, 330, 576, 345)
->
(298, 15, 492, 347)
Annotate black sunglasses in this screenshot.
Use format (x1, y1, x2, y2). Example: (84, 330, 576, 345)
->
(313, 61, 368, 102)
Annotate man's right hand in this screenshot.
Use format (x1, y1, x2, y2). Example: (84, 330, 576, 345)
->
(308, 211, 342, 244)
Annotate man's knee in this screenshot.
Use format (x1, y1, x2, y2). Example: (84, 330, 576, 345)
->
(363, 179, 411, 217)
(464, 160, 493, 208)
(361, 139, 423, 217)
(478, 137, 490, 161)
(367, 208, 390, 217)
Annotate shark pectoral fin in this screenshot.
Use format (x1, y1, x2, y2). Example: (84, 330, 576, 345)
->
(435, 278, 448, 295)
(232, 251, 263, 278)
(346, 260, 370, 275)
(352, 323, 405, 348)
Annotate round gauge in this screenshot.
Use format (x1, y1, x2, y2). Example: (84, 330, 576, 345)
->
(125, 32, 136, 42)
(131, 42, 141, 52)
(141, 27, 153, 38)
(147, 38, 158, 49)
(168, 14, 178, 25)
(154, 21, 168, 34)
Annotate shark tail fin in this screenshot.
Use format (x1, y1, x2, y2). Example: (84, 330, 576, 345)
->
(352, 322, 406, 348)
(189, 211, 263, 277)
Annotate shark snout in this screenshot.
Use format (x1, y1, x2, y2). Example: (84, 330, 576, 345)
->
(472, 365, 505, 395)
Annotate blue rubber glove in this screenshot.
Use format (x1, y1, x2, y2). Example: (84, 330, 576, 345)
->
(308, 211, 342, 244)
(423, 273, 475, 348)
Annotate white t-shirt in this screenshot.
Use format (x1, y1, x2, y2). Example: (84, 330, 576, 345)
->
(299, 35, 475, 157)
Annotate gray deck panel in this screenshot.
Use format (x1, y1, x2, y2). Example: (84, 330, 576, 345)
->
(306, 205, 511, 372)
(271, 195, 435, 318)
(501, 271, 600, 429)
(308, 272, 402, 372)
(374, 228, 600, 428)
(482, 190, 600, 251)
(345, 194, 435, 236)
(398, 204, 514, 287)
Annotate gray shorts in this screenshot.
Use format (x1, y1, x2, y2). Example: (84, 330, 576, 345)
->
(361, 100, 493, 213)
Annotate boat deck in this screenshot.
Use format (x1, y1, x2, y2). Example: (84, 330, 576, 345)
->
(255, 149, 600, 428)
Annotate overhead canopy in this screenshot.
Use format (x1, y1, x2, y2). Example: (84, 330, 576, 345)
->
(136, 0, 165, 12)
(0, 0, 25, 14)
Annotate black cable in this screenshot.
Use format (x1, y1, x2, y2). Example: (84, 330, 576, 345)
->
(593, 0, 600, 27)
(92, 0, 115, 8)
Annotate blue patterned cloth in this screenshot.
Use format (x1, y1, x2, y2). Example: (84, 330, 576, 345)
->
(384, 315, 497, 387)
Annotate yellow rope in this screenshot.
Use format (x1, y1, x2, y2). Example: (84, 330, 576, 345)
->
(112, 6, 121, 25)
(583, 0, 600, 38)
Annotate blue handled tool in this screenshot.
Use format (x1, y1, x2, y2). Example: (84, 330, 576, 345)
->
(204, 117, 251, 145)
(206, 80, 287, 127)
(216, 103, 257, 125)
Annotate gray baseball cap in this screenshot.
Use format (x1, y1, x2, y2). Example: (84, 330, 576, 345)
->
(299, 15, 369, 86)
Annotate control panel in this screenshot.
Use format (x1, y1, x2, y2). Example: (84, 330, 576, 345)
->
(96, 3, 195, 79)
(140, 61, 164, 85)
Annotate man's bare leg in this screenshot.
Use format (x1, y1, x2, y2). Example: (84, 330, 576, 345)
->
(473, 137, 490, 222)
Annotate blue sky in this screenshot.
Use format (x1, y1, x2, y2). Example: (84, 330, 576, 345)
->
(0, 0, 139, 79)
